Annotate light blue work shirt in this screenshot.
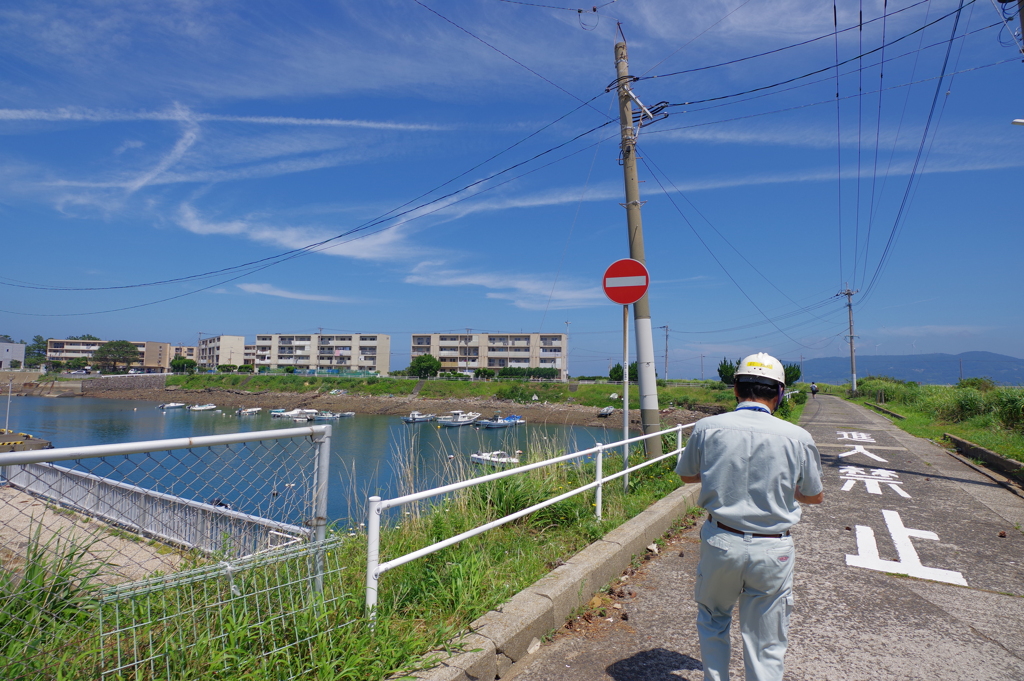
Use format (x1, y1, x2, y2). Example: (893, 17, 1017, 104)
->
(675, 402, 823, 534)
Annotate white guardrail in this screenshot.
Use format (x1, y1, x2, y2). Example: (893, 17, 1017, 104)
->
(364, 422, 696, 616)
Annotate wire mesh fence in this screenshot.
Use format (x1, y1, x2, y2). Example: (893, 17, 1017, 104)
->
(0, 426, 339, 679)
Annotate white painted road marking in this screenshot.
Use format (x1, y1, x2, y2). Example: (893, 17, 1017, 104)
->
(837, 431, 876, 443)
(845, 510, 967, 586)
(604, 275, 647, 287)
(837, 445, 888, 463)
(839, 466, 910, 497)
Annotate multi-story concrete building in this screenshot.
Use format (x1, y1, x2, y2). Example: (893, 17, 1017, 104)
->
(0, 342, 26, 369)
(46, 339, 173, 372)
(197, 335, 247, 370)
(173, 345, 197, 361)
(253, 333, 390, 374)
(410, 332, 567, 379)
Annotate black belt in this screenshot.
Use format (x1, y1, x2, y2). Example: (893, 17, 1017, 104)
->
(708, 514, 790, 538)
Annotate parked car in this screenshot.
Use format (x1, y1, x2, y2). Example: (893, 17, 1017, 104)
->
(70, 370, 89, 375)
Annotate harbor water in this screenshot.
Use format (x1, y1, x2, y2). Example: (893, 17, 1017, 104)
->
(4, 396, 621, 522)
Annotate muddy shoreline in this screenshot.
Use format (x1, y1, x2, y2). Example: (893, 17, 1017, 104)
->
(83, 386, 716, 429)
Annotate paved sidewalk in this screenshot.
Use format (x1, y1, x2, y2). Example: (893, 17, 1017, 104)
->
(515, 396, 1024, 680)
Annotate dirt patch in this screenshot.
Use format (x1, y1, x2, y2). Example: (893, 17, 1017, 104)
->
(83, 386, 713, 429)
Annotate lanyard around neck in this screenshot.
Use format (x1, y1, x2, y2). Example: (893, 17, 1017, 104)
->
(735, 405, 771, 414)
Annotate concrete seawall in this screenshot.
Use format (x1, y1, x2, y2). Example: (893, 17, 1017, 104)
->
(86, 374, 168, 391)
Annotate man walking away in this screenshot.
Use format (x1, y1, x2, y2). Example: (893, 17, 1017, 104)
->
(810, 382, 818, 399)
(675, 353, 823, 681)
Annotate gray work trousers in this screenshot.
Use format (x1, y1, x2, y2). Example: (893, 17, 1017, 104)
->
(694, 519, 795, 681)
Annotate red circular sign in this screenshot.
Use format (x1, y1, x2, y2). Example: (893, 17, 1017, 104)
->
(603, 258, 650, 305)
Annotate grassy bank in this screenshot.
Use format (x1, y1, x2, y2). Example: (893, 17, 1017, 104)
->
(165, 374, 742, 410)
(848, 377, 1024, 466)
(3, 437, 695, 680)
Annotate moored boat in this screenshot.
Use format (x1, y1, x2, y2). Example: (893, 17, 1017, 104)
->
(401, 411, 436, 423)
(437, 410, 481, 427)
(237, 407, 262, 416)
(477, 414, 525, 428)
(158, 402, 185, 410)
(187, 403, 218, 411)
(470, 450, 521, 466)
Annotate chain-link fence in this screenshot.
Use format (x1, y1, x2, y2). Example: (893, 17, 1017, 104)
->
(0, 425, 340, 679)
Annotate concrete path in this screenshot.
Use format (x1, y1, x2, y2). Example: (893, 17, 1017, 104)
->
(514, 396, 1024, 680)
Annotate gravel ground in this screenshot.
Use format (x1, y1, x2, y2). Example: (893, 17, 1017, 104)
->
(83, 385, 720, 429)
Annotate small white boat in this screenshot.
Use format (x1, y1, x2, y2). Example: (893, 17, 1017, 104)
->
(158, 402, 185, 410)
(314, 410, 353, 419)
(338, 411, 355, 417)
(269, 408, 287, 416)
(437, 410, 481, 427)
(277, 408, 318, 420)
(477, 414, 525, 429)
(187, 403, 218, 411)
(402, 411, 436, 423)
(237, 407, 262, 416)
(597, 406, 615, 418)
(470, 450, 521, 466)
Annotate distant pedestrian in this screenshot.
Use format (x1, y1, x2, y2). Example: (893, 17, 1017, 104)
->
(676, 353, 823, 681)
(810, 382, 818, 399)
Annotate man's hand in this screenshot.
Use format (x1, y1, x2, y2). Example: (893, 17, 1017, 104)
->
(795, 487, 824, 504)
(679, 474, 701, 484)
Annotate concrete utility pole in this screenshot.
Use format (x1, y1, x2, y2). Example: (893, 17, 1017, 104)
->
(614, 40, 661, 457)
(839, 286, 859, 393)
(658, 325, 669, 380)
(998, 0, 1024, 52)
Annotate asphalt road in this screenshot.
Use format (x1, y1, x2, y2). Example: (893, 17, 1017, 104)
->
(515, 395, 1024, 680)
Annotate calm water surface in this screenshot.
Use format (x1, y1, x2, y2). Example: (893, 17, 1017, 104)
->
(5, 396, 619, 521)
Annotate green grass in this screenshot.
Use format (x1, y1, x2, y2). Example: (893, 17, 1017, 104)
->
(846, 378, 1024, 465)
(6, 440, 692, 680)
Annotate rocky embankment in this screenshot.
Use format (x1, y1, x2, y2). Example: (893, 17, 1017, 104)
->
(84, 384, 721, 429)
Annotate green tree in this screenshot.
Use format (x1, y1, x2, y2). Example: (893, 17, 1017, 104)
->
(25, 335, 47, 368)
(237, 364, 254, 373)
(609, 363, 623, 382)
(783, 363, 801, 386)
(217, 364, 238, 373)
(0, 334, 15, 343)
(65, 357, 89, 371)
(10, 359, 21, 369)
(409, 353, 441, 378)
(170, 356, 197, 374)
(92, 340, 141, 373)
(66, 334, 100, 341)
(474, 368, 495, 379)
(718, 357, 742, 385)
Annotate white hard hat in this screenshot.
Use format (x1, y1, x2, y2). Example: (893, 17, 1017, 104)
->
(735, 352, 785, 387)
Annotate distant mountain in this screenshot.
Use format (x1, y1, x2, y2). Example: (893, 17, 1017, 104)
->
(798, 351, 1024, 386)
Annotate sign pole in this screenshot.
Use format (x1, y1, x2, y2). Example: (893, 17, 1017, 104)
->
(622, 304, 630, 492)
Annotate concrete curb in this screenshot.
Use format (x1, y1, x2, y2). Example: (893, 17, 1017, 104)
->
(943, 433, 1023, 476)
(864, 402, 906, 420)
(403, 483, 703, 681)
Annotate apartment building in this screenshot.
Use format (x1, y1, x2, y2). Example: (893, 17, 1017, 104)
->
(0, 342, 26, 369)
(197, 335, 247, 370)
(410, 332, 567, 379)
(173, 345, 197, 361)
(46, 339, 173, 372)
(253, 333, 390, 374)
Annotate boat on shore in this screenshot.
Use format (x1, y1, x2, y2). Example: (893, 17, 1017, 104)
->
(437, 410, 481, 427)
(187, 404, 218, 411)
(158, 402, 185, 410)
(401, 411, 436, 423)
(477, 414, 525, 429)
(470, 450, 521, 466)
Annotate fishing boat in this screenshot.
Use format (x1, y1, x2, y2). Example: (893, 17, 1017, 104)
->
(437, 410, 481, 427)
(314, 410, 353, 419)
(279, 408, 318, 421)
(269, 408, 287, 416)
(158, 402, 185, 410)
(401, 411, 436, 423)
(237, 407, 262, 416)
(477, 414, 525, 429)
(597, 406, 615, 418)
(187, 403, 218, 411)
(470, 450, 521, 466)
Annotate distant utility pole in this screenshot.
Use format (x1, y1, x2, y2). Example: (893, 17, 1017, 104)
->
(564, 321, 571, 381)
(839, 286, 859, 392)
(960, 358, 964, 382)
(657, 325, 669, 380)
(614, 39, 661, 457)
(700, 354, 704, 381)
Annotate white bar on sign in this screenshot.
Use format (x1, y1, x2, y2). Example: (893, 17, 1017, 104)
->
(606, 275, 647, 287)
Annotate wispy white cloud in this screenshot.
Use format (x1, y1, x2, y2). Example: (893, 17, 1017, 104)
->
(113, 139, 144, 155)
(404, 261, 605, 310)
(237, 283, 353, 303)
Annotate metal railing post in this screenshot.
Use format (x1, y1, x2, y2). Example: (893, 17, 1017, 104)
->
(311, 425, 332, 594)
(595, 444, 603, 521)
(365, 495, 382, 621)
(675, 423, 684, 456)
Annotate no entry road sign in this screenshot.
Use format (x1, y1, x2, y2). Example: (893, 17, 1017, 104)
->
(603, 258, 650, 305)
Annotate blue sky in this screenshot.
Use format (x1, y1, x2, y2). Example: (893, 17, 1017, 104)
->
(1, 0, 1021, 377)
